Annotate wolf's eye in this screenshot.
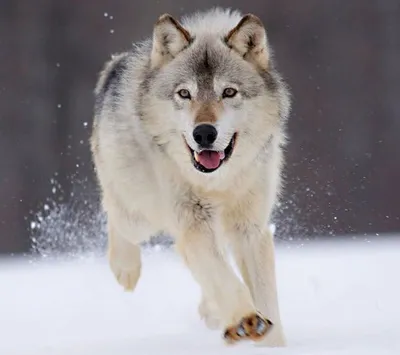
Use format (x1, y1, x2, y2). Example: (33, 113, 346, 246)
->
(177, 89, 191, 100)
(222, 87, 238, 98)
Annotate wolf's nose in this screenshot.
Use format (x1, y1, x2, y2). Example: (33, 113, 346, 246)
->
(193, 124, 218, 147)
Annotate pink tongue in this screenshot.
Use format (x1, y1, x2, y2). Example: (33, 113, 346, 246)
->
(197, 151, 224, 169)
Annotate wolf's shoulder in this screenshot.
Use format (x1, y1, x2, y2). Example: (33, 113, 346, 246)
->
(94, 52, 131, 99)
(93, 41, 152, 115)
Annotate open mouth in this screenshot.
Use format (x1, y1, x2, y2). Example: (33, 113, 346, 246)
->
(186, 133, 237, 173)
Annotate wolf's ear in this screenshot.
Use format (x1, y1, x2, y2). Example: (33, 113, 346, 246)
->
(225, 14, 269, 70)
(151, 14, 191, 68)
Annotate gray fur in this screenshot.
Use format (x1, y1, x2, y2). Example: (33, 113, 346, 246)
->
(90, 9, 292, 347)
(94, 14, 288, 123)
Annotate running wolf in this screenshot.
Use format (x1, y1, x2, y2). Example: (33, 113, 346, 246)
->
(90, 7, 291, 347)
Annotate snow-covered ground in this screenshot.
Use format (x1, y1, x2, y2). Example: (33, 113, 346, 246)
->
(1, 238, 399, 355)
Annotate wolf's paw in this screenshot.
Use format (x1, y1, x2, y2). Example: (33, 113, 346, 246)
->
(109, 259, 141, 292)
(198, 297, 221, 330)
(223, 312, 273, 345)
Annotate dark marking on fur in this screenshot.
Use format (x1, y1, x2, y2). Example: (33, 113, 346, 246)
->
(162, 33, 169, 48)
(194, 47, 216, 77)
(136, 60, 158, 120)
(225, 15, 252, 45)
(263, 134, 274, 153)
(94, 54, 129, 115)
(157, 14, 192, 44)
(139, 61, 157, 94)
(192, 40, 277, 101)
(192, 46, 219, 101)
(223, 35, 233, 49)
(259, 70, 278, 93)
(154, 14, 194, 62)
(94, 94, 104, 117)
(203, 49, 210, 70)
(174, 189, 214, 228)
(151, 135, 167, 152)
(192, 198, 213, 222)
(104, 61, 127, 94)
(247, 34, 255, 50)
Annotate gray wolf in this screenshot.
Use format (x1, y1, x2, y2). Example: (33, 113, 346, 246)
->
(90, 7, 291, 347)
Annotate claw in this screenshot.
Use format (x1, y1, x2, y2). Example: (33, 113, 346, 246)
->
(256, 318, 267, 334)
(251, 314, 273, 340)
(236, 324, 247, 337)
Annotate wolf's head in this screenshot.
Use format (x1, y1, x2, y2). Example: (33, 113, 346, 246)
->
(139, 8, 290, 185)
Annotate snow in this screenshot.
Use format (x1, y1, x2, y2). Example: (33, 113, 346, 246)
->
(1, 238, 400, 355)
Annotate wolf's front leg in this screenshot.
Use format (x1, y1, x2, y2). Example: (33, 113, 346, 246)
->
(107, 222, 142, 292)
(231, 227, 286, 347)
(175, 229, 273, 344)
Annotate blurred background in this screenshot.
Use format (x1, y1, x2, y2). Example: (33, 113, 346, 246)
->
(0, 0, 399, 256)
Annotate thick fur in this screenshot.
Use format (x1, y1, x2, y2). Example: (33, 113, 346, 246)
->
(90, 8, 291, 347)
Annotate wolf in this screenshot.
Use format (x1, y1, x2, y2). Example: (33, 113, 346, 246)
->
(90, 7, 291, 347)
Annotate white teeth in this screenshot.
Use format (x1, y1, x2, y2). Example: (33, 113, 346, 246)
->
(194, 151, 200, 162)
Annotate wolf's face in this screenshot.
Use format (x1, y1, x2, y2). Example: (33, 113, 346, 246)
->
(142, 11, 290, 182)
